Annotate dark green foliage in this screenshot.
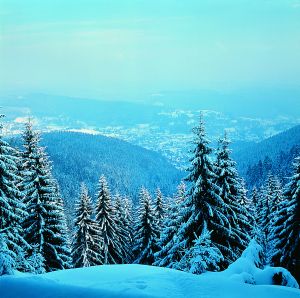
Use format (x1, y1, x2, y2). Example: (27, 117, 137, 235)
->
(215, 135, 251, 266)
(0, 115, 28, 273)
(271, 157, 300, 283)
(154, 182, 187, 268)
(95, 175, 123, 264)
(169, 116, 228, 271)
(72, 184, 102, 267)
(133, 187, 159, 265)
(21, 122, 71, 272)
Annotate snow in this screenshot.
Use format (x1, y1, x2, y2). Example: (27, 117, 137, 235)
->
(218, 239, 299, 288)
(1, 264, 299, 298)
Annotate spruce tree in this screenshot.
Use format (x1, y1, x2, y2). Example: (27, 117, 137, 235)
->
(256, 185, 266, 230)
(215, 135, 251, 265)
(154, 182, 187, 267)
(133, 187, 159, 265)
(50, 182, 72, 269)
(124, 197, 134, 263)
(249, 186, 261, 238)
(236, 179, 253, 238)
(95, 175, 122, 264)
(154, 188, 165, 233)
(271, 157, 300, 282)
(171, 115, 226, 270)
(114, 193, 132, 263)
(21, 122, 71, 272)
(257, 173, 283, 263)
(238, 179, 252, 213)
(13, 147, 32, 272)
(72, 184, 102, 267)
(28, 245, 46, 274)
(250, 187, 259, 220)
(0, 233, 15, 276)
(0, 115, 28, 273)
(186, 222, 223, 274)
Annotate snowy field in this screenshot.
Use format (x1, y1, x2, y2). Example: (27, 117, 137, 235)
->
(1, 264, 299, 298)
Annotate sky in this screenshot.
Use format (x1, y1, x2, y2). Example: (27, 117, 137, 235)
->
(0, 0, 300, 101)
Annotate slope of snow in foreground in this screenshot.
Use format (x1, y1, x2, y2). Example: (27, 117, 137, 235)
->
(0, 264, 299, 298)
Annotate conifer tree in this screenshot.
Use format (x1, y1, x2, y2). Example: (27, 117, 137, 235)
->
(72, 184, 102, 267)
(170, 115, 227, 270)
(250, 187, 259, 219)
(133, 187, 159, 265)
(0, 115, 28, 273)
(28, 245, 46, 274)
(215, 135, 251, 265)
(271, 157, 300, 282)
(0, 233, 15, 276)
(114, 193, 132, 263)
(95, 175, 122, 264)
(257, 174, 282, 262)
(50, 182, 72, 269)
(13, 147, 32, 272)
(21, 122, 71, 272)
(154, 188, 165, 233)
(256, 185, 266, 229)
(236, 178, 253, 238)
(238, 179, 252, 213)
(154, 182, 187, 267)
(123, 196, 134, 259)
(249, 186, 261, 238)
(185, 222, 223, 274)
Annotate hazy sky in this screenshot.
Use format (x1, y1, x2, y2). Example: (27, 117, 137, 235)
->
(1, 0, 300, 100)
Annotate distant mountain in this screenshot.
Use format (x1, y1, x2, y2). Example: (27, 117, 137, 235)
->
(233, 124, 300, 187)
(11, 130, 183, 201)
(2, 93, 299, 169)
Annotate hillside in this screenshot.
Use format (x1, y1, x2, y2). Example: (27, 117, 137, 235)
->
(44, 131, 183, 201)
(233, 124, 300, 185)
(25, 131, 182, 197)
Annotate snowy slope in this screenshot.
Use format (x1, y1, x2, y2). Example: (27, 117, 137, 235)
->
(1, 265, 299, 298)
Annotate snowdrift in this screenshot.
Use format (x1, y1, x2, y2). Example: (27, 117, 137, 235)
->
(1, 240, 298, 298)
(0, 264, 299, 298)
(218, 239, 299, 288)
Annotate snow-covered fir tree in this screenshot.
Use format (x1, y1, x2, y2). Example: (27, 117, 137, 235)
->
(12, 147, 32, 272)
(154, 188, 165, 233)
(271, 156, 300, 283)
(133, 187, 159, 265)
(250, 187, 259, 219)
(95, 175, 122, 264)
(28, 245, 46, 274)
(21, 122, 71, 272)
(169, 115, 227, 270)
(238, 178, 252, 213)
(50, 182, 72, 269)
(123, 196, 134, 259)
(154, 181, 187, 267)
(0, 115, 28, 274)
(256, 173, 283, 263)
(269, 177, 283, 215)
(0, 233, 15, 276)
(114, 193, 133, 263)
(186, 221, 223, 274)
(72, 183, 102, 268)
(249, 186, 261, 239)
(215, 134, 251, 266)
(256, 184, 266, 227)
(236, 178, 253, 237)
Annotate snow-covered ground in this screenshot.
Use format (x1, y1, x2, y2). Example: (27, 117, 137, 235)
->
(1, 264, 299, 298)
